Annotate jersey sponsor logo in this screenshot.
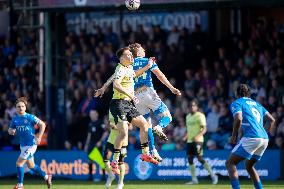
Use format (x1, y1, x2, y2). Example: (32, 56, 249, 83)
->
(133, 154, 153, 180)
(16, 125, 30, 131)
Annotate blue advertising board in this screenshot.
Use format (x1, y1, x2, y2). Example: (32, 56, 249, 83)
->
(0, 150, 280, 180)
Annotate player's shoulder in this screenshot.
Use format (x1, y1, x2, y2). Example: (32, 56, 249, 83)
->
(196, 111, 205, 117)
(25, 113, 37, 120)
(134, 57, 148, 65)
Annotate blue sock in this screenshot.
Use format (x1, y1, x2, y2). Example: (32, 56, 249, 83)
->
(148, 127, 155, 151)
(17, 166, 24, 184)
(30, 164, 46, 178)
(28, 169, 35, 175)
(254, 181, 263, 189)
(230, 178, 240, 189)
(158, 116, 171, 129)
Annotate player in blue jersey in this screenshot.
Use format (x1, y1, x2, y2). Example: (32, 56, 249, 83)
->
(226, 84, 275, 189)
(95, 43, 181, 162)
(8, 97, 52, 189)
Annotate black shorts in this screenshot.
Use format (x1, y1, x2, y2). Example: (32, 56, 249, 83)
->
(186, 142, 204, 156)
(109, 99, 140, 124)
(103, 142, 127, 162)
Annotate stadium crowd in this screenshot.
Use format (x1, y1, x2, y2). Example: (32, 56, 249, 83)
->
(0, 17, 284, 152)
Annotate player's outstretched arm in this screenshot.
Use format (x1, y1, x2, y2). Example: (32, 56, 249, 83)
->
(264, 112, 276, 135)
(230, 112, 242, 144)
(134, 57, 154, 77)
(94, 73, 115, 98)
(36, 119, 46, 145)
(152, 68, 181, 96)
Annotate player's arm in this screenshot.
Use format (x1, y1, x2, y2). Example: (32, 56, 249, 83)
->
(230, 112, 242, 144)
(36, 119, 46, 145)
(96, 130, 109, 148)
(152, 68, 181, 96)
(134, 58, 154, 77)
(84, 132, 91, 152)
(8, 119, 16, 135)
(94, 73, 115, 98)
(192, 124, 206, 142)
(264, 112, 275, 135)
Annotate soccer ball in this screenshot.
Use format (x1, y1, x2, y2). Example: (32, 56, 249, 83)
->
(125, 0, 140, 10)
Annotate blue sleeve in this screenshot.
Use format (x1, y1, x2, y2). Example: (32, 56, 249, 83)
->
(9, 118, 16, 129)
(150, 63, 158, 71)
(29, 114, 39, 125)
(230, 101, 242, 117)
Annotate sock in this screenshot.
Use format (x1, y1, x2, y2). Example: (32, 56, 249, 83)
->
(17, 166, 24, 185)
(141, 142, 149, 154)
(28, 169, 35, 175)
(30, 164, 47, 179)
(158, 116, 171, 129)
(113, 149, 121, 162)
(254, 181, 263, 189)
(118, 163, 125, 184)
(148, 127, 155, 151)
(104, 161, 112, 175)
(190, 164, 197, 181)
(203, 161, 214, 177)
(230, 178, 240, 189)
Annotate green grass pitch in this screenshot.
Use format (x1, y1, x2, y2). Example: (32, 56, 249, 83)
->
(1, 180, 284, 189)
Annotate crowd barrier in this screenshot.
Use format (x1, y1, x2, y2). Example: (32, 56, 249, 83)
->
(0, 150, 280, 180)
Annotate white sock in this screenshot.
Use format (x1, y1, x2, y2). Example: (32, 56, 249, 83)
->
(44, 175, 48, 180)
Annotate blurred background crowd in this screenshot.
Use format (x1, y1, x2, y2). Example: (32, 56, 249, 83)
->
(0, 16, 284, 152)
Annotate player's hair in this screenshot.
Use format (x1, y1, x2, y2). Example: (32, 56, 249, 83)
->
(236, 84, 251, 97)
(190, 99, 199, 107)
(116, 47, 131, 59)
(15, 97, 28, 107)
(128, 43, 141, 58)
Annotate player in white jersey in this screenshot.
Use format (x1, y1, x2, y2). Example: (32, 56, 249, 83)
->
(8, 97, 52, 189)
(95, 43, 181, 162)
(226, 84, 275, 189)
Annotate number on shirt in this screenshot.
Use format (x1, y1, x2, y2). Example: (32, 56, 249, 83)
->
(251, 108, 261, 123)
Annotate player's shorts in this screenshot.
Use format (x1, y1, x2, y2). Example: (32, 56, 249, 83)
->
(20, 145, 37, 160)
(103, 142, 127, 162)
(231, 137, 268, 161)
(135, 87, 169, 119)
(107, 129, 128, 146)
(186, 142, 204, 156)
(109, 99, 140, 124)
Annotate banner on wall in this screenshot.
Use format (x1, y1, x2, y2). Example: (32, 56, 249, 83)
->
(0, 150, 280, 180)
(65, 11, 208, 35)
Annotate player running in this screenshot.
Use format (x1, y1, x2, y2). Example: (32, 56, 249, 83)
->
(95, 43, 181, 162)
(184, 99, 218, 185)
(104, 112, 128, 189)
(109, 47, 158, 175)
(8, 97, 52, 189)
(226, 84, 275, 189)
